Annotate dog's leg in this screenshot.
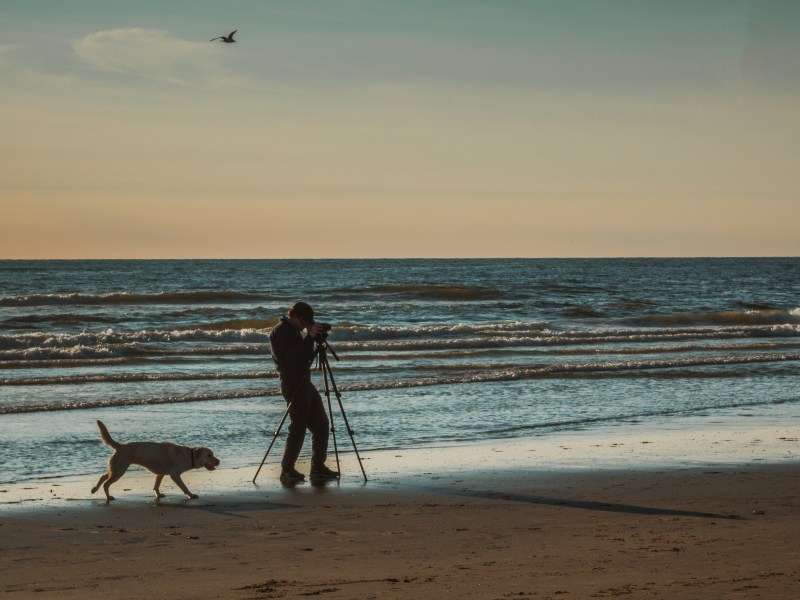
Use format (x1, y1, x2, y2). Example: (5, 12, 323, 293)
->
(101, 455, 130, 503)
(102, 480, 118, 503)
(102, 476, 122, 503)
(91, 473, 109, 495)
(170, 474, 199, 499)
(153, 474, 165, 500)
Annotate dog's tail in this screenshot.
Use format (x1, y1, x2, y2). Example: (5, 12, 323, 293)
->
(96, 420, 121, 450)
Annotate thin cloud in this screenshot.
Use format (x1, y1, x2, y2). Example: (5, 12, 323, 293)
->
(73, 28, 235, 85)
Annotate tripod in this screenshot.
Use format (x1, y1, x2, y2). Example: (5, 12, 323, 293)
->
(253, 338, 368, 484)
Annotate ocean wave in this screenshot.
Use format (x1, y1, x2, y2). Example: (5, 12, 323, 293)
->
(2, 314, 117, 328)
(0, 343, 267, 361)
(334, 326, 799, 352)
(0, 328, 269, 351)
(340, 340, 800, 361)
(4, 352, 797, 414)
(736, 301, 781, 311)
(6, 337, 796, 365)
(196, 318, 279, 331)
(8, 319, 795, 352)
(0, 345, 132, 361)
(561, 306, 605, 319)
(1, 370, 276, 386)
(0, 290, 269, 307)
(534, 281, 610, 295)
(0, 321, 553, 352)
(0, 388, 280, 414)
(327, 321, 551, 341)
(316, 283, 503, 301)
(2, 321, 798, 362)
(0, 356, 156, 370)
(337, 352, 800, 391)
(629, 308, 800, 328)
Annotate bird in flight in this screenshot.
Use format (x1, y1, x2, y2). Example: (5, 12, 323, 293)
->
(210, 30, 237, 43)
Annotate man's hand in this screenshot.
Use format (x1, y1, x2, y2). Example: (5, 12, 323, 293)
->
(307, 322, 322, 338)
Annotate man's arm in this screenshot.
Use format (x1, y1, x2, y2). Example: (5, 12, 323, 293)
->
(271, 322, 315, 366)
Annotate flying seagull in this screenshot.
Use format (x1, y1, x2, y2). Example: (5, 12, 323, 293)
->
(210, 30, 237, 43)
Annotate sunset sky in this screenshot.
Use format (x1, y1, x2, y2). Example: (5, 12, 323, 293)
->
(2, 0, 798, 258)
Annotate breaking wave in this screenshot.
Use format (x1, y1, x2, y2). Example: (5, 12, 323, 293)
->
(1, 371, 276, 386)
(3, 352, 797, 414)
(2, 320, 798, 362)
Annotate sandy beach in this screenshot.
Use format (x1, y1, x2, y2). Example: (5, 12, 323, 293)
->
(2, 430, 799, 600)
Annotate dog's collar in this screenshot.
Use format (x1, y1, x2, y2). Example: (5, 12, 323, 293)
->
(190, 447, 196, 468)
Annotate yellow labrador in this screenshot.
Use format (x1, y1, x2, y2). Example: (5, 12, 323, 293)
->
(91, 420, 220, 503)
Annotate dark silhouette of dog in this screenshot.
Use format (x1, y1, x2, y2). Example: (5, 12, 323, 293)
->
(91, 420, 220, 503)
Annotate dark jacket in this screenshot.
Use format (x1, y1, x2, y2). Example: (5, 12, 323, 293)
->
(269, 316, 315, 387)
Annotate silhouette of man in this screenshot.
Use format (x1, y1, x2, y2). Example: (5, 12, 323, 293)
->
(269, 302, 339, 483)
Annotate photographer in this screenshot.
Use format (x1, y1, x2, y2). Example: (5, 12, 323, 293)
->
(268, 302, 339, 483)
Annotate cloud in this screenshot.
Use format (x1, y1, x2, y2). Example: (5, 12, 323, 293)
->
(73, 28, 234, 85)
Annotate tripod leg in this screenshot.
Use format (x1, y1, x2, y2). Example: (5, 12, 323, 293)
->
(252, 404, 291, 484)
(334, 393, 368, 482)
(321, 351, 368, 483)
(322, 363, 341, 477)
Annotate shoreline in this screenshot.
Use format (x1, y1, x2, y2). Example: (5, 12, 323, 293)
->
(2, 418, 798, 513)
(3, 419, 800, 598)
(2, 460, 799, 598)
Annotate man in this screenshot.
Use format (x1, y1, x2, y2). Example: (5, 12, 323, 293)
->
(269, 302, 339, 483)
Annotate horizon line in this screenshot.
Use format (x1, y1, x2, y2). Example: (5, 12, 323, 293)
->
(1, 255, 797, 261)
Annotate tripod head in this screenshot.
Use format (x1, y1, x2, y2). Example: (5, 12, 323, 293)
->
(311, 322, 332, 343)
(312, 338, 339, 365)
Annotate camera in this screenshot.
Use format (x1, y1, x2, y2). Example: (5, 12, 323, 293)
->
(313, 322, 332, 343)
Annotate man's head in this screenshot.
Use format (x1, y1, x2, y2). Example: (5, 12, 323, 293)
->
(288, 302, 315, 329)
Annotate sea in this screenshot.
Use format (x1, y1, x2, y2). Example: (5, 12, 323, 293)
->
(1, 258, 798, 485)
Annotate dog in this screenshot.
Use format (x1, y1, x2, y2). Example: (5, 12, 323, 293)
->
(91, 420, 220, 503)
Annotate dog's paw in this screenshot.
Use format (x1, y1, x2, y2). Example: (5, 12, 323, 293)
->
(188, 493, 199, 499)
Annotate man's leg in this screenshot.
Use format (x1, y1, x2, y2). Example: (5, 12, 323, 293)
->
(281, 381, 310, 472)
(307, 385, 330, 469)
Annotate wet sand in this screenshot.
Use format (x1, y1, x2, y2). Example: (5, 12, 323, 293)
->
(2, 431, 800, 599)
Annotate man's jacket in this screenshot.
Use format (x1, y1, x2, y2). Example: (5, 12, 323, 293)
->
(269, 316, 315, 388)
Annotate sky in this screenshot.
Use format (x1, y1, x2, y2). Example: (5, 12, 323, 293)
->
(1, 0, 798, 258)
